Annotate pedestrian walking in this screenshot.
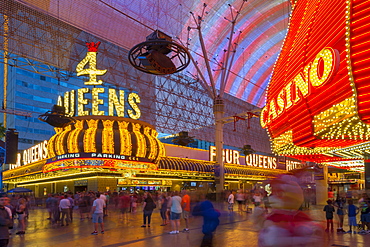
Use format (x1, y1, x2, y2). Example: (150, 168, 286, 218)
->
(67, 194, 74, 222)
(324, 199, 335, 232)
(334, 195, 346, 232)
(15, 198, 27, 234)
(346, 199, 359, 233)
(236, 190, 245, 212)
(91, 193, 106, 235)
(228, 191, 235, 213)
(59, 195, 71, 226)
(141, 193, 156, 227)
(159, 192, 169, 226)
(192, 193, 220, 247)
(119, 192, 130, 220)
(169, 191, 182, 234)
(181, 190, 191, 232)
(0, 193, 12, 247)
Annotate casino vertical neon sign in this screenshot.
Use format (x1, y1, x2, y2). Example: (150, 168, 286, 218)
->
(261, 47, 339, 128)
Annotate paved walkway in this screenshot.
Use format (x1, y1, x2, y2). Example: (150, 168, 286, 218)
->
(8, 203, 370, 247)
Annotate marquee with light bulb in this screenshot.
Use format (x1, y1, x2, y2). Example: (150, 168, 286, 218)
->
(261, 0, 370, 163)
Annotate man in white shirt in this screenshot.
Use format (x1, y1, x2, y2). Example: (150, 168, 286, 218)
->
(91, 193, 106, 235)
(168, 191, 182, 234)
(59, 195, 71, 226)
(228, 191, 235, 213)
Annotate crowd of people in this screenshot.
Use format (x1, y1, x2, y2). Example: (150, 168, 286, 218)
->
(0, 188, 369, 247)
(226, 189, 269, 214)
(324, 192, 370, 234)
(0, 189, 222, 247)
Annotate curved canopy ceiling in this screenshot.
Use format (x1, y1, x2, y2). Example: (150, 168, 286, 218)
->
(16, 0, 291, 107)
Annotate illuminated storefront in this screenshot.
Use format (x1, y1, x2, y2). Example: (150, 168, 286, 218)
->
(3, 42, 293, 195)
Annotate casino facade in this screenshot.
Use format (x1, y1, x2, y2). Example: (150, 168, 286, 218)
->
(2, 43, 303, 197)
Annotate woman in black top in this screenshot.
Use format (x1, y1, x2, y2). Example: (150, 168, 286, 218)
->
(141, 193, 156, 227)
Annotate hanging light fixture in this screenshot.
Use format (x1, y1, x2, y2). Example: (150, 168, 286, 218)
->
(128, 30, 190, 75)
(38, 105, 75, 128)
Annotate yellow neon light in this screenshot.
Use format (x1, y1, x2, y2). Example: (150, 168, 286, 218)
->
(92, 88, 105, 115)
(78, 88, 90, 116)
(132, 123, 146, 157)
(108, 89, 125, 117)
(76, 51, 107, 85)
(102, 120, 115, 153)
(84, 119, 98, 152)
(128, 93, 141, 120)
(67, 119, 83, 153)
(118, 121, 132, 156)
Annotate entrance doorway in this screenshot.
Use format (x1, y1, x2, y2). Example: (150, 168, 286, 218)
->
(75, 186, 87, 192)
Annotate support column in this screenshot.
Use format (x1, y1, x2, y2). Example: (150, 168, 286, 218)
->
(213, 97, 224, 201)
(315, 164, 328, 205)
(364, 159, 370, 192)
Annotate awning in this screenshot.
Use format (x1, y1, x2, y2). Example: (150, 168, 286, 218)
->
(158, 157, 287, 177)
(158, 157, 213, 173)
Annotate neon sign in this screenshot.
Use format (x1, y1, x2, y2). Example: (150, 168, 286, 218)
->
(209, 146, 240, 165)
(9, 140, 49, 169)
(261, 0, 370, 162)
(245, 154, 277, 169)
(57, 42, 141, 119)
(261, 47, 339, 128)
(57, 88, 141, 119)
(76, 42, 107, 85)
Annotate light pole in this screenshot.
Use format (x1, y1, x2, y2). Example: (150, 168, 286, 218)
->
(129, 1, 249, 200)
(187, 2, 247, 200)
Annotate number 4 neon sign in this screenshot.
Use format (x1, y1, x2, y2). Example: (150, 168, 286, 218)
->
(76, 42, 107, 85)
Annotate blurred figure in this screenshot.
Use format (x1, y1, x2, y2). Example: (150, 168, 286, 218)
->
(346, 199, 359, 233)
(100, 193, 108, 217)
(0, 193, 12, 247)
(358, 196, 370, 234)
(15, 198, 27, 234)
(334, 195, 346, 232)
(324, 200, 335, 232)
(227, 191, 235, 214)
(131, 193, 138, 213)
(159, 192, 169, 226)
(67, 194, 74, 222)
(181, 190, 191, 232)
(328, 189, 334, 201)
(253, 192, 263, 207)
(119, 192, 130, 220)
(45, 194, 53, 219)
(193, 193, 220, 247)
(235, 190, 245, 212)
(258, 175, 324, 247)
(50, 194, 60, 224)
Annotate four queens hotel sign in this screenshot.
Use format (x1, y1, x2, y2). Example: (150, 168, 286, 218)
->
(261, 0, 370, 162)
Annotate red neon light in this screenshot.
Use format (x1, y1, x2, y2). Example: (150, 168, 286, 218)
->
(263, 0, 370, 162)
